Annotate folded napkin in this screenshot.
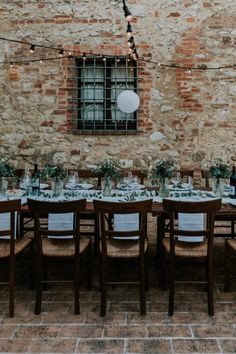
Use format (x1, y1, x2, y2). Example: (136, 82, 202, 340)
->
(114, 213, 139, 240)
(0, 213, 18, 239)
(178, 213, 204, 242)
(48, 213, 73, 239)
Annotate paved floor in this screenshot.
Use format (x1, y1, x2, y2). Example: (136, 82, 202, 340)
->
(0, 226, 236, 353)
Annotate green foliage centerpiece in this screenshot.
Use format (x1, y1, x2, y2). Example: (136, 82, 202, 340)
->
(96, 158, 120, 196)
(150, 159, 175, 197)
(43, 164, 67, 196)
(209, 157, 231, 197)
(0, 157, 15, 195)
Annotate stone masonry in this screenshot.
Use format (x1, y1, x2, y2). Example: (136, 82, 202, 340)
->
(0, 0, 235, 170)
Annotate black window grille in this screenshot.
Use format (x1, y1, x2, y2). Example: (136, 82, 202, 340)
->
(69, 56, 138, 134)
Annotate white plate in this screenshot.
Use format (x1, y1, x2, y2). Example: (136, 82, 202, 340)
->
(66, 183, 94, 190)
(40, 183, 49, 190)
(5, 190, 25, 198)
(20, 183, 49, 190)
(230, 200, 236, 206)
(169, 183, 192, 191)
(117, 183, 145, 191)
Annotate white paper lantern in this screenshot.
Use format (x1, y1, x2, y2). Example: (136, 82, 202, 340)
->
(117, 90, 140, 113)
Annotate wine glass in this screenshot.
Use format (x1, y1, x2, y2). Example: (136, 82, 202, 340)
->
(68, 171, 79, 189)
(172, 172, 181, 188)
(123, 170, 133, 187)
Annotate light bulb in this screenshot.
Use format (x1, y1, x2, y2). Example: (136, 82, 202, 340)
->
(29, 44, 35, 53)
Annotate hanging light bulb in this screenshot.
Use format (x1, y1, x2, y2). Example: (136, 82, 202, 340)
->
(82, 52, 87, 60)
(10, 62, 13, 68)
(59, 49, 64, 57)
(123, 0, 133, 22)
(29, 44, 35, 53)
(187, 68, 192, 74)
(40, 59, 43, 64)
(126, 22, 133, 38)
(219, 68, 223, 73)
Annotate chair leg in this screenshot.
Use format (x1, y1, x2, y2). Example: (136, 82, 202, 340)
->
(29, 242, 35, 290)
(207, 261, 214, 316)
(94, 214, 99, 256)
(86, 241, 92, 291)
(35, 256, 42, 315)
(168, 258, 174, 316)
(9, 258, 15, 317)
(140, 255, 146, 316)
(225, 240, 231, 292)
(74, 254, 80, 315)
(100, 256, 107, 317)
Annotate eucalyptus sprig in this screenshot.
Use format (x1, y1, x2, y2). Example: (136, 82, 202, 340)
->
(209, 157, 231, 179)
(150, 158, 175, 185)
(42, 164, 67, 181)
(96, 158, 121, 179)
(0, 157, 15, 177)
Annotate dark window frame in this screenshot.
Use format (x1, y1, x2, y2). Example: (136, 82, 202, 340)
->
(69, 56, 138, 134)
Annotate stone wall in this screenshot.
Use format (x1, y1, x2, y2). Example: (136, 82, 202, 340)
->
(0, 0, 235, 169)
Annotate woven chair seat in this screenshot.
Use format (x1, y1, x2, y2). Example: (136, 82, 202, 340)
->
(42, 237, 90, 257)
(0, 237, 32, 258)
(226, 239, 236, 252)
(162, 238, 208, 258)
(100, 238, 148, 258)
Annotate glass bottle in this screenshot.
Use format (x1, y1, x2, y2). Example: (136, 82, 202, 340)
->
(230, 166, 236, 199)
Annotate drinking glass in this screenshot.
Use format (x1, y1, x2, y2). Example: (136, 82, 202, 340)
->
(171, 172, 181, 188)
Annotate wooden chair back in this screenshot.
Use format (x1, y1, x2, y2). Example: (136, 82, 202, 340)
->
(201, 169, 210, 188)
(0, 198, 21, 247)
(174, 169, 194, 178)
(163, 198, 222, 246)
(28, 198, 86, 241)
(93, 199, 153, 251)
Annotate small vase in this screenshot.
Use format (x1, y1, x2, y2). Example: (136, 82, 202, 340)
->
(0, 177, 8, 196)
(51, 179, 64, 197)
(159, 177, 169, 197)
(212, 178, 224, 197)
(102, 177, 113, 197)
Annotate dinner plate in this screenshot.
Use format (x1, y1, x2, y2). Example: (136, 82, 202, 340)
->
(5, 190, 25, 198)
(66, 183, 94, 190)
(168, 183, 192, 191)
(230, 200, 236, 207)
(117, 183, 145, 191)
(40, 183, 49, 190)
(20, 183, 49, 190)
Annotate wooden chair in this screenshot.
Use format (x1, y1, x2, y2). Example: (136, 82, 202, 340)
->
(201, 169, 235, 237)
(28, 198, 91, 315)
(225, 238, 236, 292)
(0, 199, 34, 317)
(93, 199, 153, 316)
(70, 169, 102, 254)
(161, 198, 222, 316)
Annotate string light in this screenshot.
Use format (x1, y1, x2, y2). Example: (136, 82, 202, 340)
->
(59, 49, 64, 57)
(0, 37, 235, 72)
(123, 0, 132, 22)
(29, 44, 35, 53)
(82, 52, 87, 60)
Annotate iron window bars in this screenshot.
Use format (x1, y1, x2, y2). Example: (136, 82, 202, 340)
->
(68, 56, 138, 134)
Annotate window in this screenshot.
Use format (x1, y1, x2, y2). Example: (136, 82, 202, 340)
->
(69, 56, 138, 134)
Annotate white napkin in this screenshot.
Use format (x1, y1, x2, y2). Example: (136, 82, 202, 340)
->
(114, 213, 139, 240)
(178, 213, 204, 242)
(48, 213, 73, 239)
(0, 213, 18, 239)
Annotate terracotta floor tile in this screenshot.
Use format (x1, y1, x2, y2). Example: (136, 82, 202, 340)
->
(126, 338, 172, 353)
(0, 324, 17, 338)
(14, 324, 60, 338)
(192, 324, 236, 338)
(76, 339, 124, 353)
(27, 338, 77, 353)
(85, 312, 126, 325)
(148, 324, 192, 338)
(103, 324, 148, 338)
(0, 338, 30, 353)
(172, 338, 221, 353)
(219, 339, 236, 353)
(59, 324, 103, 338)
